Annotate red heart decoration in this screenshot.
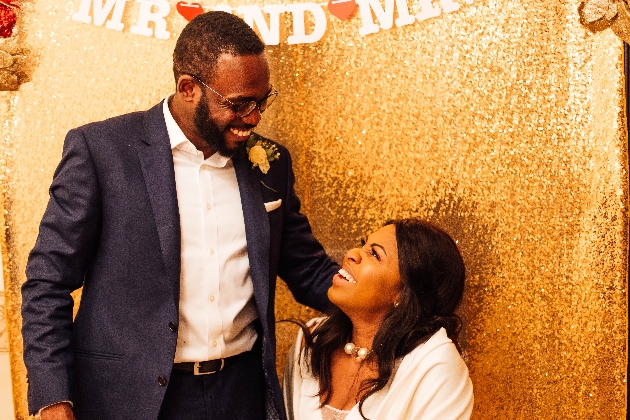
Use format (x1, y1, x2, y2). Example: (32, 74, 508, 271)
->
(176, 2, 204, 22)
(327, 0, 357, 21)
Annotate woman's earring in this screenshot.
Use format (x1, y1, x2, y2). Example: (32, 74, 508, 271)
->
(393, 301, 400, 308)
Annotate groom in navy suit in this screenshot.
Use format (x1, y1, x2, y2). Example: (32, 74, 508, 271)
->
(21, 12, 339, 420)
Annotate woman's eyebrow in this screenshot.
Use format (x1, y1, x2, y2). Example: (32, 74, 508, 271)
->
(370, 242, 387, 256)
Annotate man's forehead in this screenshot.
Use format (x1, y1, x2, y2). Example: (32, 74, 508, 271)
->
(210, 52, 270, 82)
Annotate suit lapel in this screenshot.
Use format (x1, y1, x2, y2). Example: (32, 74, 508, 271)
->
(233, 152, 270, 326)
(137, 101, 181, 302)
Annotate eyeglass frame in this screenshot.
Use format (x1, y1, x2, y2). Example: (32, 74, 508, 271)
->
(187, 73, 278, 118)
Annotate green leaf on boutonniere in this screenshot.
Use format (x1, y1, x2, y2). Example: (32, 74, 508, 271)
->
(246, 134, 258, 149)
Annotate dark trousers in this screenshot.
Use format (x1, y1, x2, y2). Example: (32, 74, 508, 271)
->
(157, 345, 266, 420)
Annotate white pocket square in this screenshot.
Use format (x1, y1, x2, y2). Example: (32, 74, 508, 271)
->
(264, 199, 282, 212)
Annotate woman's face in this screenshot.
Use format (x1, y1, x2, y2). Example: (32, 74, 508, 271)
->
(328, 224, 402, 321)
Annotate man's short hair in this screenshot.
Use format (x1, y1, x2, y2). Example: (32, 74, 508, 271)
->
(173, 11, 265, 84)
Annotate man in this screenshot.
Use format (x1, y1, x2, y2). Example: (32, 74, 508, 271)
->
(21, 12, 339, 420)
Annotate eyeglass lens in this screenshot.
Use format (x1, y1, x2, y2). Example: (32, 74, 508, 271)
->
(235, 92, 277, 117)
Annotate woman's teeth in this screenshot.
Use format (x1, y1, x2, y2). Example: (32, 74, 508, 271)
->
(230, 128, 251, 137)
(339, 268, 356, 284)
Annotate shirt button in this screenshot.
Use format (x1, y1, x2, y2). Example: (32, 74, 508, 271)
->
(209, 295, 215, 302)
(209, 248, 214, 255)
(212, 340, 217, 347)
(168, 322, 177, 332)
(158, 376, 167, 386)
(206, 203, 211, 210)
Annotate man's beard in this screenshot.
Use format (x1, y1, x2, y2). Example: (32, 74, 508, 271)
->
(193, 90, 242, 158)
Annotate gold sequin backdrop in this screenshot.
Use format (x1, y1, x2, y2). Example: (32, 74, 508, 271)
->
(0, 0, 627, 418)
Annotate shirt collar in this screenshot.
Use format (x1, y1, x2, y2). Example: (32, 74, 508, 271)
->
(162, 95, 231, 168)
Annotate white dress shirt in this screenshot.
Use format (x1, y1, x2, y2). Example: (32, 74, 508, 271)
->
(163, 97, 258, 363)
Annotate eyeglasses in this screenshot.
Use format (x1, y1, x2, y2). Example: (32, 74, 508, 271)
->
(188, 74, 278, 118)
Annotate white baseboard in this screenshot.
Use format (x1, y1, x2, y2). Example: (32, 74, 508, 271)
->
(0, 353, 15, 419)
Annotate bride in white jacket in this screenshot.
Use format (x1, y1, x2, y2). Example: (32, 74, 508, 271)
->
(283, 219, 473, 420)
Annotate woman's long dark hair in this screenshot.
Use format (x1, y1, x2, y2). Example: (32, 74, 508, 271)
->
(304, 219, 466, 419)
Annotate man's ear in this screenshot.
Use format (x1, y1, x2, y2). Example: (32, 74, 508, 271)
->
(176, 75, 198, 103)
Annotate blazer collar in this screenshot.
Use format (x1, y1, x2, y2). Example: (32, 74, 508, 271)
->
(138, 101, 182, 302)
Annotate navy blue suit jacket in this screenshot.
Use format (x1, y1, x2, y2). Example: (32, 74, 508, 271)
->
(21, 102, 339, 420)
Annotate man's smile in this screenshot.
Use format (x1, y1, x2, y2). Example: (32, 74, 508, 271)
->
(229, 127, 252, 138)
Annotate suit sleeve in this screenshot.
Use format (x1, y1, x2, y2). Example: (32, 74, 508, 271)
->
(276, 149, 340, 312)
(21, 128, 102, 414)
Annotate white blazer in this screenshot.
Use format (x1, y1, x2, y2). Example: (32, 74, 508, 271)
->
(283, 318, 474, 420)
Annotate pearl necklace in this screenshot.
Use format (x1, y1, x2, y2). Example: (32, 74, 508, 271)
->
(344, 342, 372, 361)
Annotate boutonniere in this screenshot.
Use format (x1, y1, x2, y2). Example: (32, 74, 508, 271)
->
(246, 134, 280, 174)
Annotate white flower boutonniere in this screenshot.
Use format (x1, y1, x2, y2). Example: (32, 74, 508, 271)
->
(246, 134, 280, 174)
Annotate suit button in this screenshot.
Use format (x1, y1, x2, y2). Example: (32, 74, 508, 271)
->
(168, 322, 177, 332)
(158, 376, 167, 386)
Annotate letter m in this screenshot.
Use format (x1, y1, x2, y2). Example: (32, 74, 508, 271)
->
(72, 0, 128, 31)
(355, 0, 415, 36)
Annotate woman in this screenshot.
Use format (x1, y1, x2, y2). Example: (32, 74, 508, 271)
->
(283, 219, 473, 420)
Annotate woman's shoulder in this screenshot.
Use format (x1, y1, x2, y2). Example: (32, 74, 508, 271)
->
(385, 328, 473, 418)
(418, 327, 457, 351)
(400, 328, 468, 372)
(286, 317, 329, 355)
(296, 316, 328, 351)
(306, 316, 327, 330)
